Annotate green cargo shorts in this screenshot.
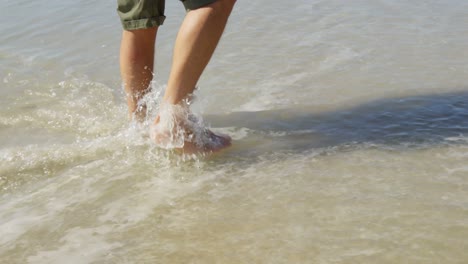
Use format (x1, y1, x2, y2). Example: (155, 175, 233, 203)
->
(117, 0, 218, 30)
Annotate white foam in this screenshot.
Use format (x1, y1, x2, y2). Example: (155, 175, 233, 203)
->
(27, 226, 121, 264)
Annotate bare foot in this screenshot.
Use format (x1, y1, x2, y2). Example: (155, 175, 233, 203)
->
(150, 105, 231, 154)
(174, 129, 232, 154)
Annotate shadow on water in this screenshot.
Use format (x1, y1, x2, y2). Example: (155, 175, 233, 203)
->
(205, 91, 468, 156)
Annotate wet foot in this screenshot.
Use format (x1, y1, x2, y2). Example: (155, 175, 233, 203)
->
(150, 107, 231, 155)
(174, 129, 232, 154)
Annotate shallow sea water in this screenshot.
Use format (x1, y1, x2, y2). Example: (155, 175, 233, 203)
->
(1, 0, 468, 263)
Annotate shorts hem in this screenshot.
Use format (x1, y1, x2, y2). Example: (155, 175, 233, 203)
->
(182, 0, 217, 10)
(121, 16, 166, 30)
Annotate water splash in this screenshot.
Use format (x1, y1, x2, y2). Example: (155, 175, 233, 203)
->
(140, 81, 231, 154)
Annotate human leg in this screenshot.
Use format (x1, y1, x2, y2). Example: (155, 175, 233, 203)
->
(151, 0, 236, 153)
(117, 0, 165, 120)
(120, 27, 157, 120)
(163, 0, 236, 104)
